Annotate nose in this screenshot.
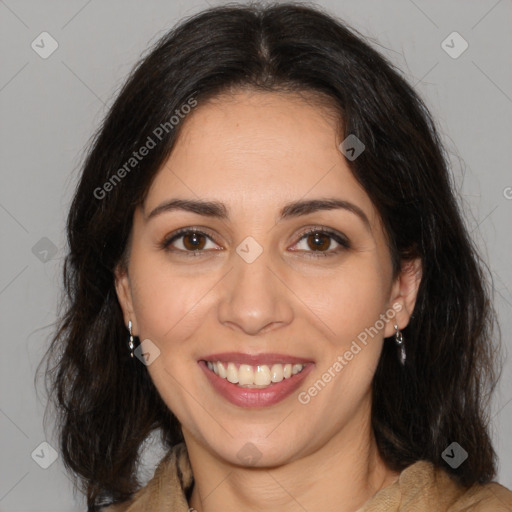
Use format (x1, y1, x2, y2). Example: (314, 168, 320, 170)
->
(217, 248, 294, 336)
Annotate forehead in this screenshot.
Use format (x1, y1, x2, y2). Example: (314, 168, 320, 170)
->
(143, 90, 377, 224)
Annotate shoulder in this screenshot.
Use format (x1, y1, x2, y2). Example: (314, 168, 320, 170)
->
(359, 460, 512, 511)
(447, 480, 512, 511)
(429, 462, 512, 511)
(414, 460, 512, 511)
(99, 442, 193, 512)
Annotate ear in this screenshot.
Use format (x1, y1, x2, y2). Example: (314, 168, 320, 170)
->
(384, 258, 422, 338)
(114, 263, 139, 334)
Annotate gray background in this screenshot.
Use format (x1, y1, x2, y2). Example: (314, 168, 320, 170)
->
(0, 0, 511, 510)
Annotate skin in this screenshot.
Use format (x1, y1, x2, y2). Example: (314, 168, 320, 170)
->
(115, 89, 422, 512)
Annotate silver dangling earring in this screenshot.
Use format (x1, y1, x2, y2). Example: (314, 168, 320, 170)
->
(128, 320, 135, 358)
(394, 324, 406, 366)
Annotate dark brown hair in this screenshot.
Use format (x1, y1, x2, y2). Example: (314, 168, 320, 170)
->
(40, 2, 502, 510)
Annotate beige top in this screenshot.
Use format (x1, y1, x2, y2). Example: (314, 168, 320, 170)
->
(101, 442, 512, 511)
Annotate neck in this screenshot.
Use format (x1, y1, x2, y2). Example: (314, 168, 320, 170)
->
(185, 404, 399, 512)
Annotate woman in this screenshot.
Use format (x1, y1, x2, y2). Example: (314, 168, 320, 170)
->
(43, 3, 512, 511)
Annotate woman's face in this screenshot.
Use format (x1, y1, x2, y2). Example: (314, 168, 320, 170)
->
(116, 90, 419, 467)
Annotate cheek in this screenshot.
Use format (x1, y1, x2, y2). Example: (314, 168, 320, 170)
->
(298, 268, 390, 413)
(131, 268, 213, 346)
(128, 263, 215, 419)
(300, 260, 390, 345)
(126, 241, 214, 343)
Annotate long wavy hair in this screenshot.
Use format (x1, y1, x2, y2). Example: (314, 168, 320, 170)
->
(40, 2, 502, 510)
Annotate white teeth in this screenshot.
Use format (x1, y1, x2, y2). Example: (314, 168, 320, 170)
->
(206, 361, 306, 387)
(270, 364, 284, 383)
(292, 364, 303, 375)
(254, 365, 271, 385)
(217, 361, 227, 379)
(226, 362, 239, 384)
(238, 364, 254, 385)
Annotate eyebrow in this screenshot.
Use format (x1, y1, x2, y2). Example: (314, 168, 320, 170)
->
(145, 198, 371, 230)
(146, 198, 228, 220)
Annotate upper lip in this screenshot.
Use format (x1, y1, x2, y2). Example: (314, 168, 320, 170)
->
(200, 352, 313, 365)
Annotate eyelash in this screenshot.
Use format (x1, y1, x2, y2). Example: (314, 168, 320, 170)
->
(159, 226, 350, 258)
(292, 227, 350, 258)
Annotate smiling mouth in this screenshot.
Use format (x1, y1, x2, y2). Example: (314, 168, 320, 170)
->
(202, 360, 308, 388)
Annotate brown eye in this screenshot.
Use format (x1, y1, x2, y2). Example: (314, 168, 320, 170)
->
(306, 232, 331, 251)
(182, 232, 207, 250)
(161, 229, 220, 255)
(291, 228, 350, 257)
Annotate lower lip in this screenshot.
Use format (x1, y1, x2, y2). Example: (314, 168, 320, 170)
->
(199, 361, 314, 408)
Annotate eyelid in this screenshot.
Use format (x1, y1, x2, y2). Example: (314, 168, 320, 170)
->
(294, 225, 349, 242)
(159, 226, 222, 252)
(290, 225, 350, 255)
